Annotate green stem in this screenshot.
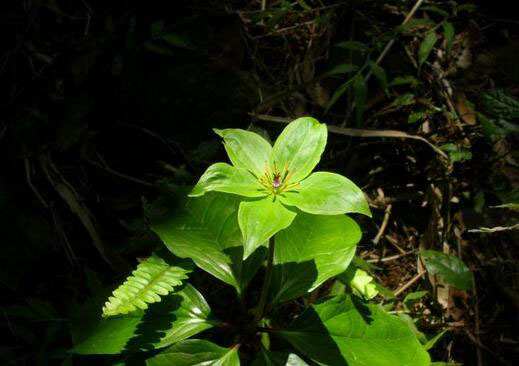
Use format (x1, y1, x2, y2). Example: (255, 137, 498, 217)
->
(253, 238, 275, 327)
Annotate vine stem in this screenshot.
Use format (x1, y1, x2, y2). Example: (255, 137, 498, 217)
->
(253, 238, 275, 327)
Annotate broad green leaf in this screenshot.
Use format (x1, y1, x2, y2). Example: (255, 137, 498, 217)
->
(281, 295, 430, 366)
(189, 163, 265, 198)
(151, 191, 266, 293)
(72, 284, 216, 354)
(238, 198, 296, 259)
(368, 61, 388, 90)
(252, 349, 309, 365)
(214, 128, 272, 177)
(271, 214, 361, 303)
(281, 172, 371, 216)
(443, 22, 455, 53)
(334, 41, 369, 51)
(270, 117, 327, 183)
(421, 250, 472, 290)
(146, 339, 240, 366)
(160, 34, 196, 50)
(102, 255, 192, 317)
(418, 32, 438, 68)
(353, 75, 368, 124)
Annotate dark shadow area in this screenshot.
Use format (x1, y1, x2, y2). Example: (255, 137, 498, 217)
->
(270, 260, 319, 304)
(123, 290, 183, 352)
(283, 305, 348, 366)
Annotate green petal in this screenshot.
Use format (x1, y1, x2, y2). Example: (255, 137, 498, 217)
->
(189, 163, 266, 198)
(270, 117, 327, 183)
(238, 198, 296, 259)
(215, 128, 272, 177)
(280, 172, 371, 216)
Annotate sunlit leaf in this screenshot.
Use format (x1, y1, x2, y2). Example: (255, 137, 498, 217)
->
(151, 190, 266, 293)
(281, 172, 371, 216)
(189, 163, 266, 198)
(281, 295, 430, 366)
(238, 197, 296, 259)
(270, 117, 327, 183)
(214, 128, 272, 177)
(146, 339, 240, 366)
(270, 214, 361, 303)
(72, 285, 216, 354)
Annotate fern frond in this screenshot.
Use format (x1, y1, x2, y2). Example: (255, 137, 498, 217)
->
(102, 255, 191, 317)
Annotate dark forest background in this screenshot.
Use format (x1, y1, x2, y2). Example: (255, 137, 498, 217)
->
(1, 0, 518, 365)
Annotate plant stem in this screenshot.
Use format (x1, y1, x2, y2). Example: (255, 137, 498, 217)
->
(253, 238, 275, 327)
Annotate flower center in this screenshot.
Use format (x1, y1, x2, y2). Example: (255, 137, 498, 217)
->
(258, 162, 298, 194)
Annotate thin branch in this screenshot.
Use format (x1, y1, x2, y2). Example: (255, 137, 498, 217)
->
(394, 270, 427, 296)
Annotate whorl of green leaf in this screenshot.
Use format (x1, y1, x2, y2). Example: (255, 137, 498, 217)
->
(102, 255, 191, 317)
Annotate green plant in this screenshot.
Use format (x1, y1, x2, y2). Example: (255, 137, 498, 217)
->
(71, 117, 431, 365)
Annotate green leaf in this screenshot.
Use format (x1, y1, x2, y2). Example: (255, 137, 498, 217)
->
(102, 255, 192, 317)
(270, 214, 361, 303)
(72, 284, 216, 354)
(403, 290, 429, 311)
(327, 63, 359, 76)
(392, 93, 415, 107)
(334, 41, 370, 51)
(189, 163, 266, 198)
(146, 339, 240, 366)
(151, 191, 266, 293)
(389, 75, 420, 87)
(368, 61, 388, 90)
(353, 75, 368, 124)
(418, 32, 438, 68)
(270, 117, 327, 183)
(281, 172, 371, 216)
(443, 22, 455, 53)
(281, 295, 430, 366)
(408, 111, 426, 124)
(338, 267, 378, 300)
(483, 90, 519, 119)
(421, 5, 450, 18)
(440, 143, 472, 163)
(252, 349, 309, 365)
(160, 34, 196, 50)
(424, 329, 448, 351)
(325, 76, 357, 112)
(239, 197, 296, 259)
(421, 250, 472, 290)
(214, 128, 272, 177)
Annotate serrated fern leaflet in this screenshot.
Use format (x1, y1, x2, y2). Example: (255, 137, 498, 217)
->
(102, 255, 191, 317)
